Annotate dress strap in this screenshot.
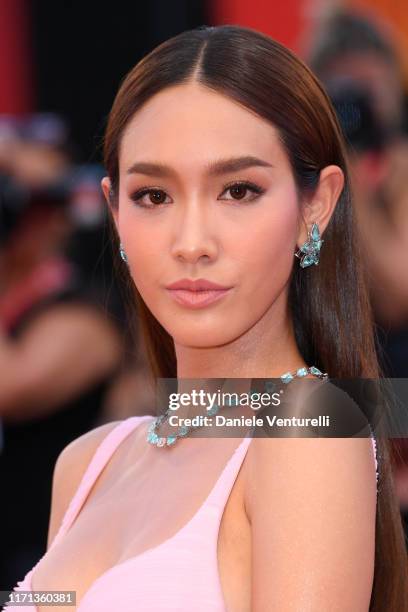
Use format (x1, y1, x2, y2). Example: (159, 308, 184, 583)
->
(48, 415, 152, 551)
(203, 434, 253, 512)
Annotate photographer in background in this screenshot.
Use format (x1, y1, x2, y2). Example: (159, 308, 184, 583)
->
(307, 10, 408, 360)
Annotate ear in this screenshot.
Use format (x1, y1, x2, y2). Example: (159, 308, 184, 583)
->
(296, 165, 344, 246)
(101, 176, 118, 227)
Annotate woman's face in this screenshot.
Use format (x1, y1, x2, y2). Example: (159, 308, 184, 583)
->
(106, 82, 303, 348)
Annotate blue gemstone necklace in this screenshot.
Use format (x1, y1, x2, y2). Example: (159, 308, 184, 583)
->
(147, 365, 328, 448)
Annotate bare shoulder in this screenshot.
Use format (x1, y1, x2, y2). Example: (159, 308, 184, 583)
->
(46, 419, 123, 549)
(245, 434, 377, 610)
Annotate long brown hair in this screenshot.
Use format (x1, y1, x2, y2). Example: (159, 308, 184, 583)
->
(103, 24, 408, 610)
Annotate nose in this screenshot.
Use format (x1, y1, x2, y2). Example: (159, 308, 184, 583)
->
(171, 200, 218, 264)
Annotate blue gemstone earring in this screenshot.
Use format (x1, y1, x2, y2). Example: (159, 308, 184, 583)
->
(119, 243, 128, 264)
(294, 222, 324, 268)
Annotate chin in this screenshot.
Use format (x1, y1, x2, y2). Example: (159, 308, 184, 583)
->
(167, 323, 241, 349)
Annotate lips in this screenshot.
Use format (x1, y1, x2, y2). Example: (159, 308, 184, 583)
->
(165, 278, 231, 291)
(165, 278, 233, 309)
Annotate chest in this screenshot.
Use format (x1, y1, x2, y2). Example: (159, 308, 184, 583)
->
(31, 439, 252, 611)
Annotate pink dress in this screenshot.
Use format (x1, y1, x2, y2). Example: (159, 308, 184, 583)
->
(3, 414, 379, 612)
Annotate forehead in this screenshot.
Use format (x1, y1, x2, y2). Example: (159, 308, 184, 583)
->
(119, 82, 287, 173)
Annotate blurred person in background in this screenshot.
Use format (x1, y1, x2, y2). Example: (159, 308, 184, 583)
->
(0, 114, 126, 590)
(307, 7, 408, 545)
(308, 7, 406, 141)
(308, 9, 408, 373)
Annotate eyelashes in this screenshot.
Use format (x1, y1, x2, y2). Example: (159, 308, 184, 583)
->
(129, 181, 266, 209)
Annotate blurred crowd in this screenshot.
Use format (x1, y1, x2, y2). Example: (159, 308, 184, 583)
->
(0, 113, 156, 589)
(0, 3, 408, 593)
(306, 7, 408, 542)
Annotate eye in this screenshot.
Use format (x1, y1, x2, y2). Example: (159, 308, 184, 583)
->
(129, 180, 265, 209)
(220, 181, 265, 202)
(129, 187, 171, 208)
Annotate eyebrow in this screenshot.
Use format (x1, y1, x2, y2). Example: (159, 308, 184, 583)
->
(126, 155, 274, 178)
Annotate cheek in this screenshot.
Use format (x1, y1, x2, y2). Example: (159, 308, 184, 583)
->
(118, 212, 165, 297)
(236, 223, 297, 320)
(128, 244, 163, 298)
(236, 213, 296, 265)
(231, 189, 299, 289)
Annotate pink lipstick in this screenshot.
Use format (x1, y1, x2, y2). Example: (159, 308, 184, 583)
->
(165, 278, 233, 309)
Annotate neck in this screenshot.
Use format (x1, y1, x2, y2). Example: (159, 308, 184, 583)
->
(174, 300, 305, 381)
(153, 296, 315, 445)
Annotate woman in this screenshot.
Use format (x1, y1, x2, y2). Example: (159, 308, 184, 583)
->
(4, 24, 408, 611)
